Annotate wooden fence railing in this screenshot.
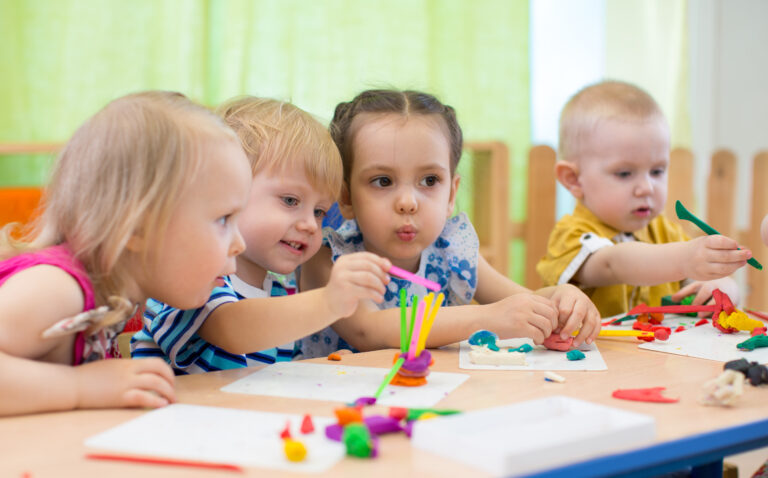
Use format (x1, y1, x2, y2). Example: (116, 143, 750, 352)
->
(4, 142, 768, 310)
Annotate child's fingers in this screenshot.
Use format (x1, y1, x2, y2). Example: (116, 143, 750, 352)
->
(558, 299, 585, 340)
(671, 282, 699, 301)
(353, 251, 392, 272)
(135, 372, 176, 404)
(137, 357, 176, 385)
(703, 234, 740, 250)
(573, 307, 600, 346)
(526, 313, 555, 341)
(526, 295, 558, 324)
(122, 389, 171, 409)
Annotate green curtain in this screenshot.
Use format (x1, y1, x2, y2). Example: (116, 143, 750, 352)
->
(0, 0, 530, 280)
(605, 0, 690, 147)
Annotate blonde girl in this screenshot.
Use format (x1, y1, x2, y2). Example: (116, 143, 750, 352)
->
(0, 91, 252, 415)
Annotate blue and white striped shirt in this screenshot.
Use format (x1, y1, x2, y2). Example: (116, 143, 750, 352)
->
(130, 273, 298, 374)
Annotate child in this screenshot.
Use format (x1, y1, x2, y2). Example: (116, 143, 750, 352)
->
(131, 97, 391, 373)
(537, 80, 750, 318)
(302, 89, 601, 351)
(0, 91, 252, 416)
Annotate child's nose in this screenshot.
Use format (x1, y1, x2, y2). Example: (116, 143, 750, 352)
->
(230, 227, 246, 256)
(296, 208, 319, 233)
(395, 188, 418, 214)
(634, 176, 654, 195)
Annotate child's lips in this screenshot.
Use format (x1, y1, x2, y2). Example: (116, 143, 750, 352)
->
(633, 206, 652, 217)
(215, 276, 226, 287)
(396, 225, 417, 242)
(280, 239, 306, 255)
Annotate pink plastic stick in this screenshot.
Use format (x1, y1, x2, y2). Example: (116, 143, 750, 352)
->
(407, 301, 427, 360)
(389, 265, 440, 291)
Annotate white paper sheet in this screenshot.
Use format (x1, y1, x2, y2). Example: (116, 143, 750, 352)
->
(458, 338, 607, 371)
(85, 404, 345, 473)
(221, 361, 470, 408)
(639, 322, 768, 363)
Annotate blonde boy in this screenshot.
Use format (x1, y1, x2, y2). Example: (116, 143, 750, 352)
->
(131, 97, 390, 372)
(537, 81, 751, 317)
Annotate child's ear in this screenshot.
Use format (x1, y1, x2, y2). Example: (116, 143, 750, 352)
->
(555, 160, 583, 199)
(446, 174, 461, 217)
(338, 183, 355, 219)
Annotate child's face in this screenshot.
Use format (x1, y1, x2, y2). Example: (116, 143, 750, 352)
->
(141, 138, 251, 309)
(236, 163, 334, 283)
(340, 114, 459, 272)
(574, 117, 670, 232)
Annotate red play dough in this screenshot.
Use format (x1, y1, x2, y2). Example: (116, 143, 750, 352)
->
(612, 387, 679, 403)
(542, 334, 573, 351)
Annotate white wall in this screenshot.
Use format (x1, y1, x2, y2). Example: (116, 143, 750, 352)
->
(689, 0, 768, 229)
(530, 0, 605, 218)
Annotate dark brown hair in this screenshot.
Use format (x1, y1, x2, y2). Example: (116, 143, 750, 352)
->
(330, 89, 463, 184)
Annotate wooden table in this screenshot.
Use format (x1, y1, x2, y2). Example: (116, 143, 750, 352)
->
(2, 339, 767, 477)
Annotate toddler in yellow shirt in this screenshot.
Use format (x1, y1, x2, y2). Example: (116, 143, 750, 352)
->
(537, 80, 751, 317)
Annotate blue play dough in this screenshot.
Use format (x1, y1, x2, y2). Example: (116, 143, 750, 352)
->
(508, 344, 533, 353)
(566, 350, 585, 361)
(468, 330, 499, 351)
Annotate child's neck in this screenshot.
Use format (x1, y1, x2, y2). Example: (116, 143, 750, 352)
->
(234, 257, 267, 287)
(391, 256, 422, 274)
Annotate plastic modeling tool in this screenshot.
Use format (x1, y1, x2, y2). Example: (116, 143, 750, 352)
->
(675, 200, 762, 270)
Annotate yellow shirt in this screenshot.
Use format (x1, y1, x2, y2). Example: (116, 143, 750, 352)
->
(536, 203, 690, 317)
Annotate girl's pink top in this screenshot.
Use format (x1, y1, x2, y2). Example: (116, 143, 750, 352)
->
(0, 244, 99, 364)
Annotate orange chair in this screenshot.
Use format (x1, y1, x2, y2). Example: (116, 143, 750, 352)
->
(0, 187, 43, 231)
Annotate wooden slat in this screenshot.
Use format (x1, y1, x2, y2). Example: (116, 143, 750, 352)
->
(706, 149, 737, 238)
(747, 151, 768, 310)
(466, 141, 509, 275)
(524, 145, 556, 289)
(665, 147, 699, 237)
(0, 143, 62, 154)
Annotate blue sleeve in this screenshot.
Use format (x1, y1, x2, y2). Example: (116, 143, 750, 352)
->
(130, 280, 239, 370)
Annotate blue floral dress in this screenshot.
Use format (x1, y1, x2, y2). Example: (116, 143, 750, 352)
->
(301, 213, 479, 354)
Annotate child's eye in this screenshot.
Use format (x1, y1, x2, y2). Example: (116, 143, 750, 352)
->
(216, 215, 229, 226)
(282, 196, 299, 207)
(420, 175, 439, 187)
(651, 168, 666, 177)
(314, 208, 327, 219)
(371, 176, 392, 187)
(615, 171, 631, 179)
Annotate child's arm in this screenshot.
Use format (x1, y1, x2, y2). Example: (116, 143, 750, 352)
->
(575, 235, 751, 287)
(197, 252, 391, 354)
(0, 265, 175, 416)
(474, 255, 600, 346)
(304, 251, 562, 350)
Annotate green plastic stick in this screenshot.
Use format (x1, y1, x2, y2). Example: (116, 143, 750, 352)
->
(406, 295, 420, 349)
(399, 288, 407, 353)
(675, 200, 762, 270)
(374, 357, 405, 399)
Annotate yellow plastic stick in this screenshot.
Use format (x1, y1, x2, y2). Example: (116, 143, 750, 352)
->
(598, 329, 654, 339)
(416, 292, 445, 356)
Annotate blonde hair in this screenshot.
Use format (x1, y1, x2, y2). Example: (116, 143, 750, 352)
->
(216, 96, 342, 199)
(559, 80, 666, 161)
(1, 91, 237, 323)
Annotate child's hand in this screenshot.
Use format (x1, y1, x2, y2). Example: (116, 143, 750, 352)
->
(73, 358, 175, 409)
(486, 294, 558, 345)
(548, 284, 601, 346)
(672, 278, 741, 317)
(323, 252, 391, 318)
(682, 235, 751, 280)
